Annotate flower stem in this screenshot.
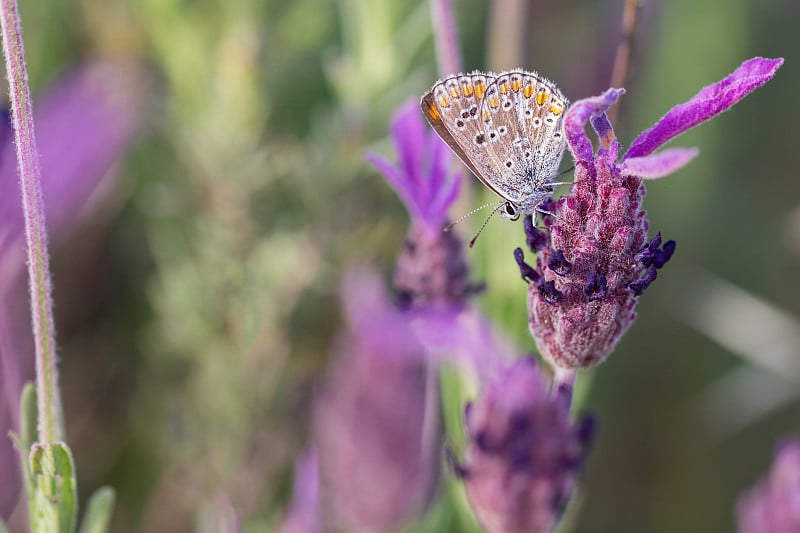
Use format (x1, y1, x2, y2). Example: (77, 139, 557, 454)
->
(0, 0, 63, 443)
(430, 0, 463, 76)
(551, 366, 576, 405)
(486, 0, 526, 72)
(607, 0, 642, 125)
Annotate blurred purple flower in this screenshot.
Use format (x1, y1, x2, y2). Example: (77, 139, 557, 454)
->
(312, 267, 438, 532)
(279, 451, 323, 533)
(366, 99, 461, 235)
(367, 99, 482, 310)
(453, 359, 594, 533)
(517, 57, 782, 370)
(0, 61, 144, 520)
(737, 437, 800, 533)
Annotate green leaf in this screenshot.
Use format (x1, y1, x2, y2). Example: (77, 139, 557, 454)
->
(29, 442, 78, 533)
(19, 383, 37, 451)
(79, 487, 115, 533)
(10, 383, 37, 517)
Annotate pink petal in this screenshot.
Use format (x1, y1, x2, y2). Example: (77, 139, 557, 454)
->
(618, 147, 699, 179)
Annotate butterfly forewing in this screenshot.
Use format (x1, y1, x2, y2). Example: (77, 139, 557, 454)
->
(420, 73, 507, 198)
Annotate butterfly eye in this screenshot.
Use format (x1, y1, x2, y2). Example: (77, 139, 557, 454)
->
(502, 202, 520, 221)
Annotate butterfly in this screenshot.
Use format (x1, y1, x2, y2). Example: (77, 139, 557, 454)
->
(420, 69, 569, 223)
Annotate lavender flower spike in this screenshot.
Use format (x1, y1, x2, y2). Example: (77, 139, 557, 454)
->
(526, 57, 782, 370)
(456, 359, 594, 533)
(737, 437, 800, 533)
(312, 267, 438, 532)
(368, 100, 481, 309)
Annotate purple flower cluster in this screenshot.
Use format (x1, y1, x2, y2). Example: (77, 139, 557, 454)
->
(737, 438, 800, 533)
(516, 57, 783, 370)
(367, 100, 482, 310)
(454, 360, 594, 533)
(311, 269, 438, 532)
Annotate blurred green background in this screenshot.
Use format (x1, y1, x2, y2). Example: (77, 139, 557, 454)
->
(5, 0, 798, 531)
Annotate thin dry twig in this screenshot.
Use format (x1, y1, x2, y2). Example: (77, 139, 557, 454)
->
(607, 0, 642, 125)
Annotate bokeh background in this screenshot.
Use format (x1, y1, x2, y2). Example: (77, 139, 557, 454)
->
(0, 0, 798, 531)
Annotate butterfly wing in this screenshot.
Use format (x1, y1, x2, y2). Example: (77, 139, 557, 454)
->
(420, 73, 509, 200)
(479, 70, 569, 207)
(516, 73, 569, 188)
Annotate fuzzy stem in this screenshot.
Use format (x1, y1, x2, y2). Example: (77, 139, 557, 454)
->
(551, 366, 576, 405)
(430, 0, 462, 76)
(0, 0, 62, 443)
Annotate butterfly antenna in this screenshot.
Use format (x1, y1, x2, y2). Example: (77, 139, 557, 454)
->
(556, 164, 575, 177)
(444, 200, 504, 232)
(468, 204, 505, 248)
(549, 165, 577, 187)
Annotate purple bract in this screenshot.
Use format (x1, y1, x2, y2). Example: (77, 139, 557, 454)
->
(367, 99, 482, 310)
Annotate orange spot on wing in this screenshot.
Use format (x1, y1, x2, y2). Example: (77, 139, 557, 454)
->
(448, 86, 461, 98)
(438, 95, 451, 108)
(483, 109, 491, 122)
(536, 91, 549, 105)
(548, 104, 563, 116)
(499, 81, 510, 95)
(523, 85, 535, 98)
(462, 83, 474, 97)
(474, 82, 486, 99)
(427, 105, 441, 121)
(487, 96, 500, 109)
(511, 79, 523, 92)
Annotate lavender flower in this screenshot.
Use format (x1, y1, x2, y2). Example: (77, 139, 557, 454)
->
(312, 268, 438, 532)
(454, 359, 594, 533)
(519, 57, 782, 370)
(366, 100, 482, 310)
(737, 437, 800, 533)
(279, 451, 323, 533)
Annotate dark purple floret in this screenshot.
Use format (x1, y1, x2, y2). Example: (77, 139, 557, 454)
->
(538, 280, 563, 305)
(538, 199, 556, 219)
(551, 490, 570, 515)
(635, 232, 662, 266)
(583, 273, 608, 301)
(446, 446, 470, 479)
(628, 266, 657, 296)
(576, 415, 598, 448)
(514, 247, 540, 284)
(524, 215, 548, 252)
(652, 239, 676, 268)
(547, 250, 572, 276)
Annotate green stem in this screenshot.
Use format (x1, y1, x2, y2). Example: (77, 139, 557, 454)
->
(0, 0, 63, 443)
